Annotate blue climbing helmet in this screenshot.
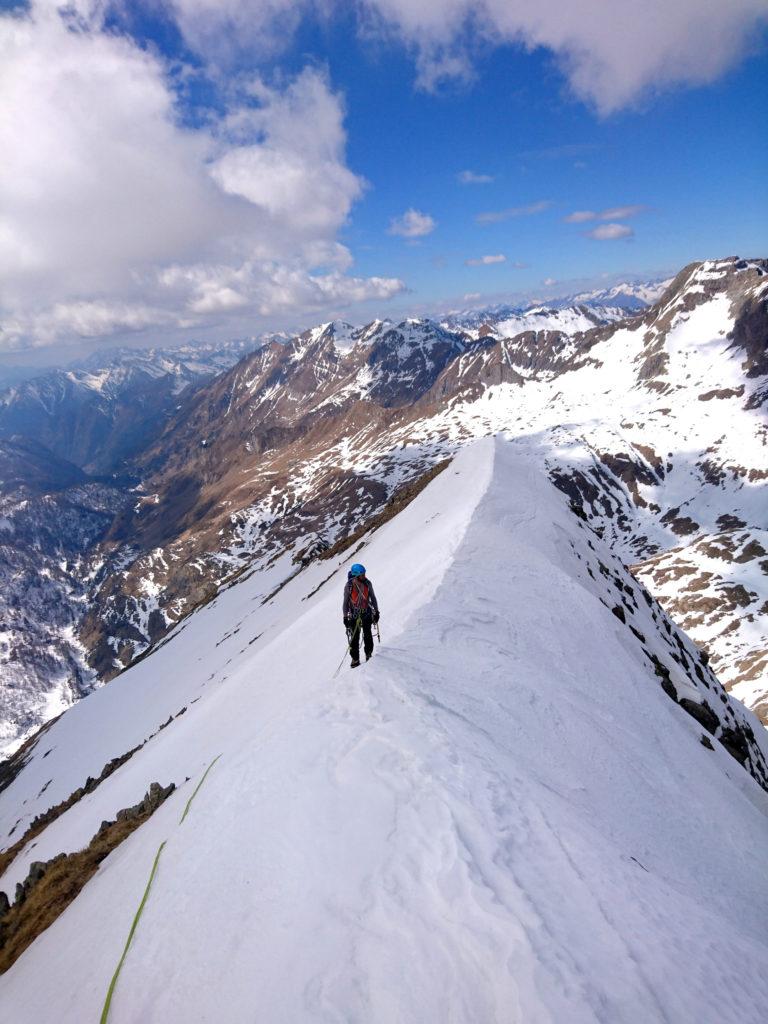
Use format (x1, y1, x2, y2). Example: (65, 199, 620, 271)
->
(348, 563, 366, 579)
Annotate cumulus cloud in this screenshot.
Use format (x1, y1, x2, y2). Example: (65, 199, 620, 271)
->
(170, 0, 309, 61)
(388, 208, 437, 238)
(464, 254, 506, 266)
(476, 201, 551, 225)
(0, 2, 403, 350)
(355, 0, 768, 113)
(585, 223, 634, 241)
(458, 170, 494, 184)
(169, 1, 768, 114)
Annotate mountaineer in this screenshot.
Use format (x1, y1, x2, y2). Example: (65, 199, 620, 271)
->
(342, 563, 380, 668)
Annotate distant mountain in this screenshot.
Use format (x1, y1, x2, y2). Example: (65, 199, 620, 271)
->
(0, 438, 128, 751)
(0, 341, 265, 751)
(442, 276, 673, 333)
(0, 256, 766, 756)
(441, 303, 628, 339)
(552, 277, 674, 311)
(0, 339, 261, 475)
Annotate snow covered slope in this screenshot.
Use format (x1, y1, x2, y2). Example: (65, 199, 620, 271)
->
(1, 437, 767, 1023)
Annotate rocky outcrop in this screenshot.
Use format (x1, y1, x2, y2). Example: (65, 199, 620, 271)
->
(0, 781, 175, 973)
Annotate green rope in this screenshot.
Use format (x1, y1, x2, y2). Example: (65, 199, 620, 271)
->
(99, 754, 222, 1023)
(179, 754, 222, 825)
(99, 840, 166, 1024)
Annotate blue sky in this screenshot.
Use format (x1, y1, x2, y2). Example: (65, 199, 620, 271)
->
(340, 45, 768, 311)
(0, 0, 766, 359)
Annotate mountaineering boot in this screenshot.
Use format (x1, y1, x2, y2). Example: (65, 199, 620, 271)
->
(351, 659, 360, 668)
(365, 652, 372, 661)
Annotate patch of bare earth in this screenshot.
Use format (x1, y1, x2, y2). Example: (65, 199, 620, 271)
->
(0, 782, 174, 973)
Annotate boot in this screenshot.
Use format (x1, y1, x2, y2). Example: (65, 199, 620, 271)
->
(350, 659, 360, 668)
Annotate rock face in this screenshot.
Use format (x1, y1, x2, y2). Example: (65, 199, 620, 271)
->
(0, 256, 766, 752)
(634, 529, 768, 720)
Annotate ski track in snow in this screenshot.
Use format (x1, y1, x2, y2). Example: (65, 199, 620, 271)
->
(1, 438, 767, 1023)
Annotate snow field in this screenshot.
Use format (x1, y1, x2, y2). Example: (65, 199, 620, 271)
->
(0, 437, 767, 1022)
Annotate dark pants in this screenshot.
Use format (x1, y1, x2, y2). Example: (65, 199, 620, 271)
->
(349, 612, 374, 664)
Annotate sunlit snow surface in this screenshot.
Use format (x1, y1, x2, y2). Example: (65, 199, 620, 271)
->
(1, 438, 767, 1023)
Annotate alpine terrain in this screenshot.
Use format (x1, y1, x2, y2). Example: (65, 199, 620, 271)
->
(0, 254, 767, 1020)
(1, 258, 767, 757)
(1, 434, 768, 1022)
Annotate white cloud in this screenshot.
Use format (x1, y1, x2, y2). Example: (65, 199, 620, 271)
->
(209, 72, 366, 236)
(458, 170, 494, 184)
(585, 223, 634, 241)
(599, 204, 647, 220)
(169, 0, 310, 63)
(543, 277, 557, 286)
(150, 2, 767, 114)
(564, 211, 597, 223)
(355, 0, 768, 114)
(476, 200, 551, 225)
(388, 208, 437, 238)
(0, 3, 403, 350)
(565, 204, 647, 224)
(464, 254, 506, 266)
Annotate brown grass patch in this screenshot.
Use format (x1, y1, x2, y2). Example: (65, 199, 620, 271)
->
(0, 782, 174, 974)
(0, 743, 143, 881)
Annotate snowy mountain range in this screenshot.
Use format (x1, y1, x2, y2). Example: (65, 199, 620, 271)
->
(562, 277, 674, 310)
(441, 275, 673, 332)
(0, 255, 767, 1019)
(0, 257, 766, 762)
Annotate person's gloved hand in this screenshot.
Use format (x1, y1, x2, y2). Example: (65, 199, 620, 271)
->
(372, 611, 380, 624)
(344, 616, 353, 628)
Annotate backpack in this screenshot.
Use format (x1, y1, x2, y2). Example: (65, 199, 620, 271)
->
(349, 579, 370, 614)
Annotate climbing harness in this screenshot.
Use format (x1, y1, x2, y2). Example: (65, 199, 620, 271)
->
(100, 755, 222, 1024)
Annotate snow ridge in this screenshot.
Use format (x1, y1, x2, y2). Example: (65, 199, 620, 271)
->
(1, 438, 767, 1023)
